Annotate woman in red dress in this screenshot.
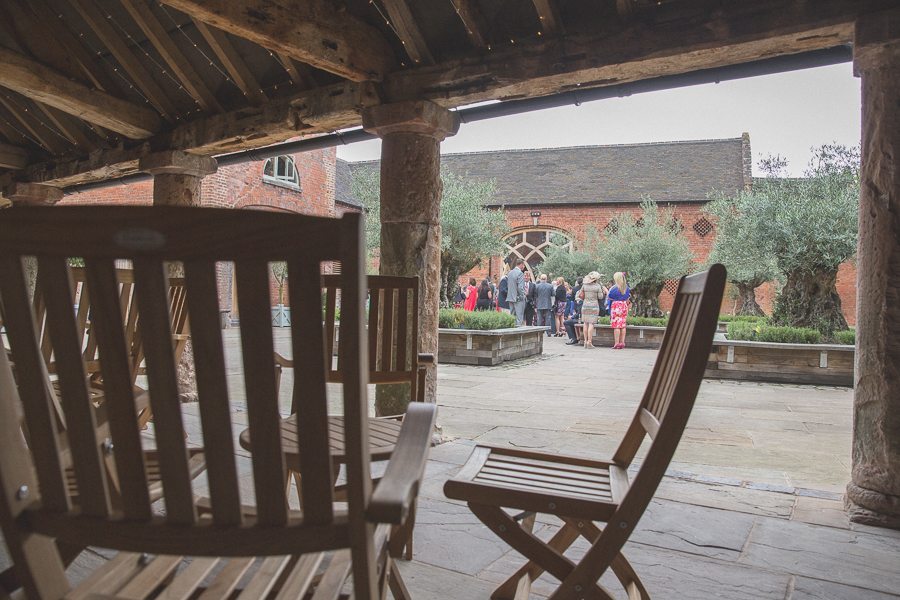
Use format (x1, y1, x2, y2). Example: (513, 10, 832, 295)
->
(608, 271, 632, 349)
(463, 277, 478, 311)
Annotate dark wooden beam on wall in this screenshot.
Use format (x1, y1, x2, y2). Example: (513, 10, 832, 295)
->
(192, 20, 267, 106)
(69, 0, 178, 120)
(381, 0, 434, 65)
(0, 142, 28, 170)
(161, 0, 395, 81)
(119, 0, 222, 113)
(450, 0, 490, 48)
(0, 47, 161, 139)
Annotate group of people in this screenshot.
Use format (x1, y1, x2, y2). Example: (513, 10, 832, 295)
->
(458, 259, 632, 349)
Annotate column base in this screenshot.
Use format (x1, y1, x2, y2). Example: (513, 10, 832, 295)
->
(845, 483, 900, 529)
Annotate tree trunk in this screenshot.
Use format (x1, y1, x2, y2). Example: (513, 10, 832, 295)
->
(631, 282, 665, 317)
(735, 282, 766, 316)
(772, 268, 847, 335)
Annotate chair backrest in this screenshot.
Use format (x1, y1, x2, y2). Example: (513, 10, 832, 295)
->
(322, 274, 420, 390)
(574, 265, 725, 580)
(0, 207, 379, 598)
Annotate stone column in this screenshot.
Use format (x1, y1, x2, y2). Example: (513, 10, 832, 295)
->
(362, 101, 460, 413)
(139, 150, 217, 403)
(847, 12, 900, 529)
(1, 182, 64, 300)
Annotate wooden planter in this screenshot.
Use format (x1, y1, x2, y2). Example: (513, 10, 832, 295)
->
(704, 334, 854, 387)
(588, 325, 667, 349)
(438, 326, 546, 365)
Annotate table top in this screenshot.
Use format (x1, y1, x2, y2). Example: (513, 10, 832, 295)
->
(239, 415, 402, 465)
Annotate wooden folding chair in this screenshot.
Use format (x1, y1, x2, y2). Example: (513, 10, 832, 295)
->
(444, 265, 726, 600)
(274, 274, 435, 559)
(0, 206, 435, 600)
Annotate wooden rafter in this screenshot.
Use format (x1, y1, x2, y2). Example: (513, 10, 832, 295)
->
(36, 104, 97, 149)
(68, 0, 178, 120)
(0, 94, 67, 155)
(192, 20, 267, 106)
(0, 47, 161, 139)
(531, 0, 564, 35)
(0, 142, 28, 170)
(119, 0, 222, 113)
(161, 0, 395, 81)
(381, 0, 434, 65)
(276, 53, 312, 89)
(449, 0, 489, 48)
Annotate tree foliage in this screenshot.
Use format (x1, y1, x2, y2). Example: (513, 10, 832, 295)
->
(593, 199, 694, 317)
(351, 167, 506, 302)
(535, 243, 597, 285)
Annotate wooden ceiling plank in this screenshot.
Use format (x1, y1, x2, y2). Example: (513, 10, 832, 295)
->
(381, 0, 434, 65)
(0, 95, 67, 155)
(0, 142, 28, 170)
(68, 0, 178, 120)
(161, 0, 394, 82)
(0, 46, 161, 139)
(450, 0, 489, 48)
(28, 0, 125, 96)
(36, 104, 99, 149)
(531, 0, 564, 35)
(119, 0, 222, 113)
(192, 20, 267, 106)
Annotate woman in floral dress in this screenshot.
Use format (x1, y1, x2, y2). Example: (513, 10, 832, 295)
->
(608, 272, 632, 349)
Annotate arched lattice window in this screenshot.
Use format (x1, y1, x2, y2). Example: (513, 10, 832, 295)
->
(502, 228, 574, 271)
(263, 155, 300, 190)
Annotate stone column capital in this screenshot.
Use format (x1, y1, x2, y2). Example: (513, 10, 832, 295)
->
(853, 8, 900, 74)
(2, 182, 64, 205)
(362, 100, 460, 140)
(139, 150, 218, 177)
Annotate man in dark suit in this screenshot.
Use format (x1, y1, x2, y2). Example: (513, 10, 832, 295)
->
(523, 270, 537, 326)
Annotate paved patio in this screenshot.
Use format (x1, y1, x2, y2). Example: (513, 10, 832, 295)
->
(3, 330, 899, 599)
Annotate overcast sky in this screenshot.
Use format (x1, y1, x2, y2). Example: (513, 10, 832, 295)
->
(337, 63, 861, 177)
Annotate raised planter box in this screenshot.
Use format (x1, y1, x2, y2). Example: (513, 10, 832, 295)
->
(704, 333, 854, 387)
(587, 325, 667, 349)
(438, 326, 546, 366)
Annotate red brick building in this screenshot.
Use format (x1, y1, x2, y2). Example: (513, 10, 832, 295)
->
(338, 135, 857, 323)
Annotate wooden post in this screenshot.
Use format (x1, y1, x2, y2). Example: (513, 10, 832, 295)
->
(362, 101, 459, 412)
(1, 182, 64, 300)
(140, 150, 217, 403)
(847, 10, 900, 529)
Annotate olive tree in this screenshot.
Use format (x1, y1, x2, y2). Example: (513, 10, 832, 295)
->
(594, 199, 694, 317)
(704, 192, 778, 316)
(535, 227, 600, 284)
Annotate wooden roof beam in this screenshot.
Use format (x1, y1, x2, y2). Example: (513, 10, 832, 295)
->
(0, 47, 161, 139)
(119, 0, 222, 113)
(381, 0, 434, 65)
(161, 0, 395, 81)
(0, 142, 28, 170)
(69, 0, 178, 121)
(192, 20, 267, 106)
(449, 0, 489, 49)
(0, 94, 68, 155)
(532, 0, 564, 35)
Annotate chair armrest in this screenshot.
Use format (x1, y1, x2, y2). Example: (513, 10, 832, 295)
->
(274, 352, 293, 368)
(366, 402, 437, 525)
(417, 353, 435, 365)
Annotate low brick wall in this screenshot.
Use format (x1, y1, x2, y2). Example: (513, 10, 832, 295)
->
(704, 334, 854, 387)
(587, 325, 667, 349)
(438, 326, 546, 365)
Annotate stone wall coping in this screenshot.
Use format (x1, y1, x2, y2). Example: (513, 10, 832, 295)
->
(713, 333, 853, 352)
(438, 326, 548, 336)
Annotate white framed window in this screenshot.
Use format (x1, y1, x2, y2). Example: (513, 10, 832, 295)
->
(263, 155, 301, 190)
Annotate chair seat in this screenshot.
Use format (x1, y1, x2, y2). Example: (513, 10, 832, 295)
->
(444, 445, 629, 522)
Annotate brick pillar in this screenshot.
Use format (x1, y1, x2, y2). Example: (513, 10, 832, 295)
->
(362, 101, 460, 412)
(846, 11, 900, 529)
(1, 182, 64, 299)
(140, 150, 218, 403)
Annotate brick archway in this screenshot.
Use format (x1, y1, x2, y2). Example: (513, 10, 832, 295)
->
(502, 226, 574, 272)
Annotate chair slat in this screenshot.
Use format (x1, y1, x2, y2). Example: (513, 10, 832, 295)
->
(38, 258, 111, 517)
(235, 260, 288, 526)
(133, 259, 195, 525)
(74, 280, 91, 349)
(183, 260, 242, 526)
(84, 259, 151, 520)
(380, 289, 395, 373)
(288, 259, 334, 525)
(324, 285, 338, 378)
(396, 288, 409, 373)
(368, 288, 380, 373)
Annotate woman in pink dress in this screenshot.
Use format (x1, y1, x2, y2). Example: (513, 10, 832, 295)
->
(463, 277, 478, 311)
(608, 272, 631, 349)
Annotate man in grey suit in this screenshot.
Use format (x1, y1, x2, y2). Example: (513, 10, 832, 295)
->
(535, 274, 555, 335)
(506, 259, 527, 326)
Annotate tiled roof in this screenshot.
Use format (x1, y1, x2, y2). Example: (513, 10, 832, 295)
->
(334, 158, 362, 207)
(335, 137, 748, 206)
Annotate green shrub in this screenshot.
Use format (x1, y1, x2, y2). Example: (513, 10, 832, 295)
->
(719, 314, 769, 323)
(727, 322, 822, 344)
(438, 309, 516, 330)
(595, 315, 667, 327)
(833, 330, 855, 345)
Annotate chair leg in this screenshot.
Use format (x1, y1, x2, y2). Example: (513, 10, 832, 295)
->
(493, 519, 582, 600)
(388, 497, 416, 560)
(569, 520, 650, 600)
(386, 557, 412, 600)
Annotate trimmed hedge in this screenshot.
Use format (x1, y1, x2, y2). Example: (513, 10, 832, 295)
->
(439, 309, 517, 330)
(596, 316, 669, 327)
(727, 322, 822, 344)
(833, 330, 855, 345)
(719, 314, 769, 323)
